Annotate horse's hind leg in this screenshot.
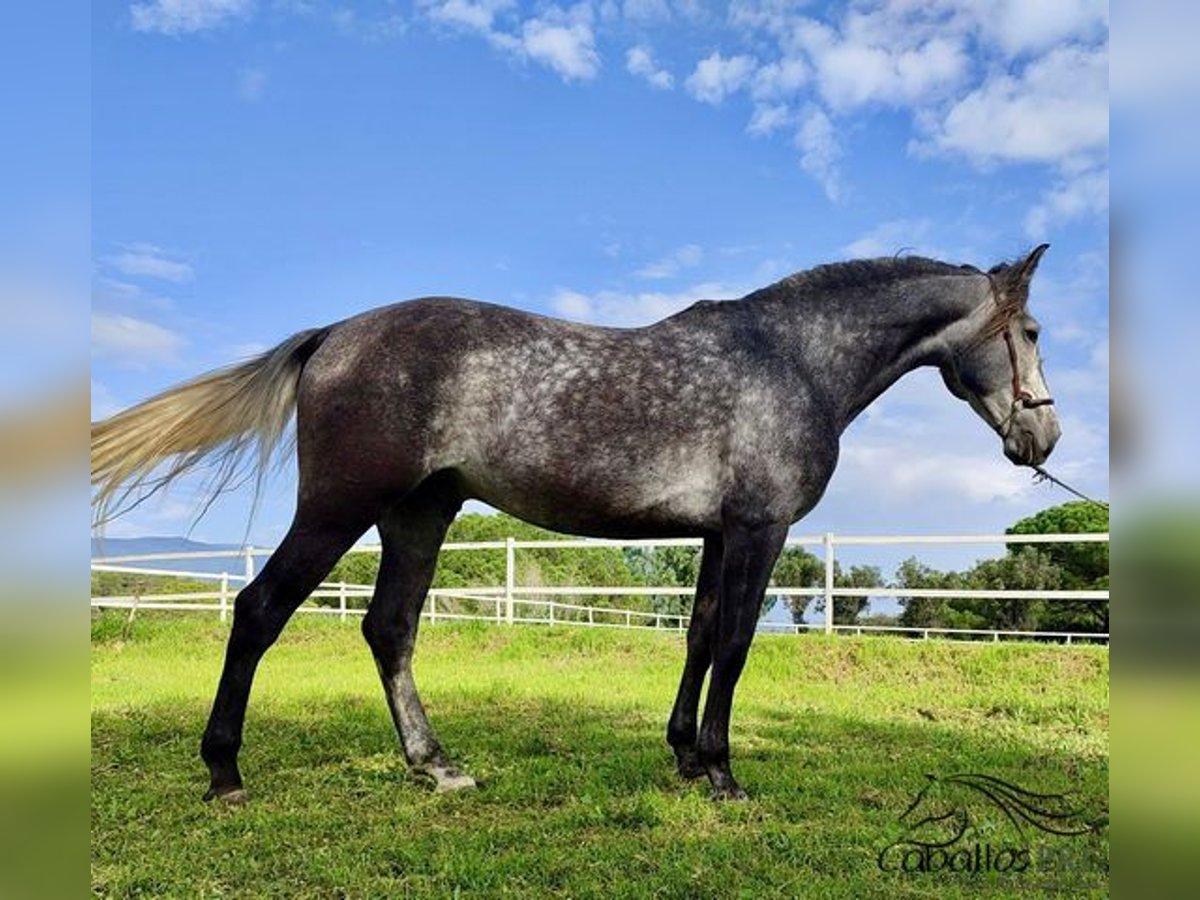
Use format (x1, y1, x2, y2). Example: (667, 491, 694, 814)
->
(667, 534, 723, 779)
(201, 504, 372, 802)
(361, 476, 474, 792)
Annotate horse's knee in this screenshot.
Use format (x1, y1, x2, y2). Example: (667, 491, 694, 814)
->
(361, 608, 412, 661)
(361, 607, 390, 648)
(667, 719, 694, 750)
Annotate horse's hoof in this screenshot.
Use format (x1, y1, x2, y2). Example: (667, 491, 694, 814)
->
(434, 772, 477, 793)
(710, 784, 749, 802)
(418, 764, 478, 793)
(203, 785, 247, 805)
(675, 751, 707, 781)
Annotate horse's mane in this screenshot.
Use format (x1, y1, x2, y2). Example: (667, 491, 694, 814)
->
(748, 256, 982, 303)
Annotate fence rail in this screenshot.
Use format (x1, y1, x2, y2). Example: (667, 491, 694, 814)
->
(91, 532, 1110, 644)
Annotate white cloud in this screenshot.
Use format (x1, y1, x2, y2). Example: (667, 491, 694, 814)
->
(842, 219, 936, 259)
(794, 106, 841, 201)
(922, 44, 1108, 167)
(421, 0, 513, 34)
(714, 1, 1108, 211)
(747, 103, 791, 137)
(797, 20, 970, 111)
(841, 443, 1035, 504)
(91, 381, 120, 420)
(1024, 167, 1108, 237)
(332, 8, 408, 42)
(551, 289, 594, 319)
(980, 0, 1108, 57)
(106, 243, 194, 282)
(823, 359, 1106, 516)
(750, 57, 808, 101)
(626, 45, 674, 90)
(237, 67, 267, 102)
(636, 243, 703, 279)
(622, 0, 671, 22)
(550, 280, 739, 326)
(728, 0, 801, 35)
(93, 276, 143, 302)
(420, 2, 599, 82)
(130, 0, 254, 35)
(92, 313, 185, 367)
(520, 14, 601, 81)
(685, 52, 756, 104)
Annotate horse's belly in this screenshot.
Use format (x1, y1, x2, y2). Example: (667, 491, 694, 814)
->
(457, 457, 724, 539)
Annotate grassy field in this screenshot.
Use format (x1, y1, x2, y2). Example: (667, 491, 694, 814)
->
(92, 613, 1108, 898)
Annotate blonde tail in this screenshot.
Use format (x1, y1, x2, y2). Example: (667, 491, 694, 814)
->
(91, 328, 328, 525)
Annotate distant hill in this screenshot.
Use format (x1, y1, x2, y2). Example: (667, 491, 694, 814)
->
(91, 536, 244, 576)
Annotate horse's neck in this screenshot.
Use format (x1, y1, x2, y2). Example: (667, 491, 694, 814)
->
(750, 274, 985, 431)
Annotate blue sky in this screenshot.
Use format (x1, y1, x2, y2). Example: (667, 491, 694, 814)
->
(91, 0, 1109, 570)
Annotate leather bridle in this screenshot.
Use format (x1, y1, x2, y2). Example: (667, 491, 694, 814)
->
(1001, 325, 1055, 412)
(986, 268, 1055, 420)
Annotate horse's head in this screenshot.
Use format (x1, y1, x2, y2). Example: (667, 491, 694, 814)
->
(897, 774, 970, 847)
(940, 244, 1061, 467)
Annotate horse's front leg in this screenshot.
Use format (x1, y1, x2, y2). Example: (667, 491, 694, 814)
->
(667, 534, 723, 779)
(697, 520, 788, 800)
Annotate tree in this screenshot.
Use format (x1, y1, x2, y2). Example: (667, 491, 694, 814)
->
(966, 547, 1063, 631)
(624, 544, 700, 620)
(1007, 501, 1108, 633)
(893, 557, 972, 629)
(831, 564, 882, 624)
(1007, 501, 1108, 587)
(770, 547, 824, 624)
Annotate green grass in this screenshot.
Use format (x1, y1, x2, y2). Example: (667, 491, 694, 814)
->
(92, 613, 1108, 898)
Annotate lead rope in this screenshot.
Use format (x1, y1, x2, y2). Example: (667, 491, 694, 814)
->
(1030, 465, 1109, 508)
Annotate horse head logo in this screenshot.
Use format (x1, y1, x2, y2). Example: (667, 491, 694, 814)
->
(893, 772, 1097, 850)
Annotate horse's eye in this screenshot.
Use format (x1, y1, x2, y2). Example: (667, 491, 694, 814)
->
(1024, 328, 1039, 344)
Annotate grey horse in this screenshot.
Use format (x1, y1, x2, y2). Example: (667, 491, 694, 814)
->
(91, 246, 1060, 801)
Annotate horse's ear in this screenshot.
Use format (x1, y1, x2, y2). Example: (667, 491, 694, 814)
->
(1013, 243, 1049, 291)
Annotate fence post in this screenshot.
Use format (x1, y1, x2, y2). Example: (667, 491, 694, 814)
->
(219, 572, 229, 623)
(339, 582, 347, 622)
(243, 546, 255, 587)
(504, 537, 515, 624)
(548, 600, 554, 626)
(430, 594, 437, 625)
(823, 532, 835, 636)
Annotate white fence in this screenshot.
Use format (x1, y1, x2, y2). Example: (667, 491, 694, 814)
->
(90, 532, 1110, 644)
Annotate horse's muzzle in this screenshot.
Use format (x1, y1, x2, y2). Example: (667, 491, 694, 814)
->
(1003, 419, 1060, 467)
